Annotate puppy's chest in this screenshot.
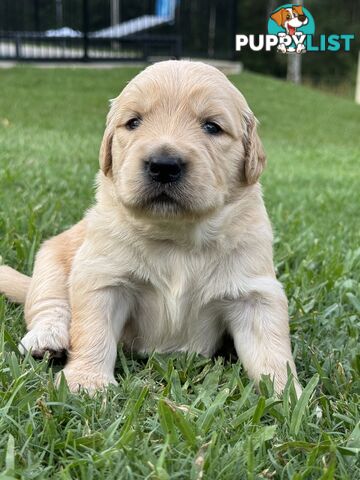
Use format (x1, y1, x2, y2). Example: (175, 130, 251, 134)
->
(133, 248, 242, 314)
(140, 254, 202, 318)
(129, 252, 223, 350)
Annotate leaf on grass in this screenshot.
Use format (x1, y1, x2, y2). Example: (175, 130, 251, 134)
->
(303, 298, 315, 313)
(346, 293, 360, 313)
(234, 398, 281, 428)
(275, 440, 331, 453)
(337, 446, 360, 456)
(3, 328, 21, 355)
(290, 374, 319, 436)
(319, 453, 336, 480)
(158, 399, 177, 443)
(235, 381, 255, 412)
(345, 421, 360, 455)
(252, 396, 266, 424)
(252, 425, 277, 450)
(158, 399, 197, 448)
(5, 434, 15, 471)
(197, 388, 229, 433)
(54, 432, 103, 451)
(118, 386, 149, 443)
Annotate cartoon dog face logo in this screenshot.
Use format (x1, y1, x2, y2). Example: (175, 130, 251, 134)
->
(271, 5, 308, 35)
(270, 5, 309, 53)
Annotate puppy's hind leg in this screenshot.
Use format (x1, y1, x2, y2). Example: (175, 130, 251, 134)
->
(20, 222, 85, 359)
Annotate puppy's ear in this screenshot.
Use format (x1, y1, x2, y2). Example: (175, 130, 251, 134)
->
(99, 126, 113, 176)
(270, 8, 285, 26)
(293, 5, 304, 15)
(99, 98, 119, 176)
(243, 114, 266, 185)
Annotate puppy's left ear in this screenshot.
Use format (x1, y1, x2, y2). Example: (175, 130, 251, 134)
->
(293, 5, 304, 15)
(243, 114, 266, 185)
(270, 8, 285, 26)
(99, 126, 113, 176)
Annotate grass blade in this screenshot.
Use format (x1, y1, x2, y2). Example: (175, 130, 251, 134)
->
(5, 434, 15, 472)
(290, 374, 319, 436)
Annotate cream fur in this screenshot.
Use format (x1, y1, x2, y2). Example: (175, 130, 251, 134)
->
(0, 60, 300, 395)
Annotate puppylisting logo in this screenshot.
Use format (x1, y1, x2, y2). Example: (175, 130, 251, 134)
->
(236, 4, 355, 54)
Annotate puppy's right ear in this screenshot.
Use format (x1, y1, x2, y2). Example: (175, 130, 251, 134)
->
(243, 114, 266, 185)
(99, 127, 113, 176)
(99, 98, 120, 176)
(270, 8, 285, 26)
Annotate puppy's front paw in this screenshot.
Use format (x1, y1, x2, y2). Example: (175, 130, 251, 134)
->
(19, 324, 69, 359)
(57, 367, 118, 394)
(296, 44, 306, 53)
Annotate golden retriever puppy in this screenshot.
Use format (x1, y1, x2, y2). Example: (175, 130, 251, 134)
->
(0, 60, 300, 395)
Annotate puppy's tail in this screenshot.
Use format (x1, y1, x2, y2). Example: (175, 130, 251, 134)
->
(0, 266, 31, 304)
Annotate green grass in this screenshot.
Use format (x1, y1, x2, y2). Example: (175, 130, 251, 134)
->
(0, 66, 359, 479)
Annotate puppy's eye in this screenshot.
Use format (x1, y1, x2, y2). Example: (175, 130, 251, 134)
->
(126, 117, 141, 130)
(202, 121, 222, 135)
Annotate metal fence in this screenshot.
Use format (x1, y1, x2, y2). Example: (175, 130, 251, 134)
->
(0, 0, 181, 62)
(0, 0, 237, 63)
(0, 32, 182, 63)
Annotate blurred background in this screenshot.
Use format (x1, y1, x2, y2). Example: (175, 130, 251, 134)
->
(0, 0, 359, 98)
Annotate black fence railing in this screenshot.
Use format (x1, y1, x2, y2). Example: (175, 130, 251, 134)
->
(0, 0, 238, 63)
(0, 32, 182, 62)
(0, 0, 181, 62)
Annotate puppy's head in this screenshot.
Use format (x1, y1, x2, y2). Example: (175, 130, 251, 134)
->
(271, 6, 308, 32)
(99, 60, 265, 219)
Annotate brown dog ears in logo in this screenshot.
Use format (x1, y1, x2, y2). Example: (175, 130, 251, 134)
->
(292, 5, 305, 16)
(270, 5, 305, 27)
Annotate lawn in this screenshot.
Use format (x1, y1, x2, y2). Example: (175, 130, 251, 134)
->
(0, 66, 359, 479)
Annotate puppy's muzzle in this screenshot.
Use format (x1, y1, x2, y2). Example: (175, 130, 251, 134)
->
(145, 154, 185, 184)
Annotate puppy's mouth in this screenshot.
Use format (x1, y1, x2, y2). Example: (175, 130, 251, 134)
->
(123, 184, 188, 217)
(287, 25, 296, 35)
(149, 192, 179, 205)
(143, 187, 184, 214)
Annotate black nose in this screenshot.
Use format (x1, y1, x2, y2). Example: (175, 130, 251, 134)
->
(145, 154, 184, 184)
(298, 14, 306, 22)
